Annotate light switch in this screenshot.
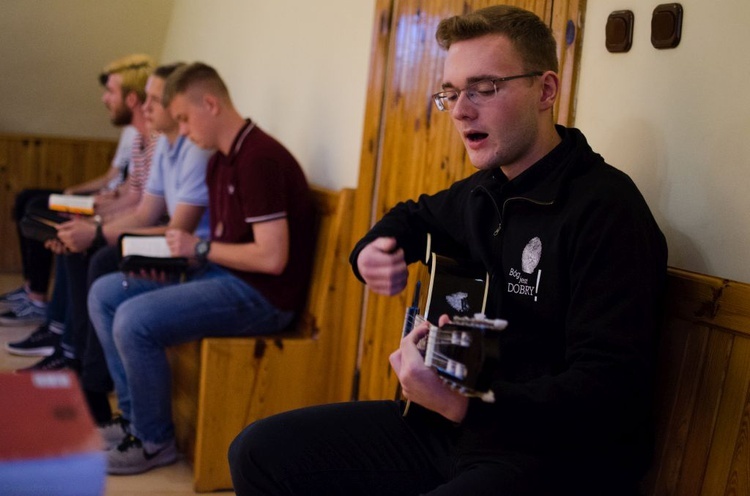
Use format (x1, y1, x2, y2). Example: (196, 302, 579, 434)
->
(606, 10, 634, 53)
(651, 3, 683, 49)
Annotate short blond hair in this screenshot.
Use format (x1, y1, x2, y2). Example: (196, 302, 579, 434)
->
(100, 54, 155, 102)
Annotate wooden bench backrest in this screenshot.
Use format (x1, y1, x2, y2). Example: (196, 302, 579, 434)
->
(169, 185, 359, 492)
(641, 268, 750, 495)
(298, 185, 353, 338)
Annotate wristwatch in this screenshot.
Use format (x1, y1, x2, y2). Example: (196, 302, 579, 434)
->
(195, 239, 211, 263)
(93, 215, 105, 247)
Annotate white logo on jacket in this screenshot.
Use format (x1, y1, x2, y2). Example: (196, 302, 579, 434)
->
(508, 237, 543, 302)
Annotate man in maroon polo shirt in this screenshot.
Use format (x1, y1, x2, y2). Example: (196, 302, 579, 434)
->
(87, 62, 315, 475)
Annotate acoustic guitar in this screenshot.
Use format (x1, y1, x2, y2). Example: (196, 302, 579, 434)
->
(402, 252, 507, 403)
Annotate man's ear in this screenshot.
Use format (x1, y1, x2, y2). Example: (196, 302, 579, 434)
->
(124, 90, 140, 110)
(538, 71, 559, 111)
(203, 93, 221, 116)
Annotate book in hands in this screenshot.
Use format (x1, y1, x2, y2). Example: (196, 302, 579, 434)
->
(118, 235, 188, 275)
(19, 210, 69, 242)
(48, 194, 95, 215)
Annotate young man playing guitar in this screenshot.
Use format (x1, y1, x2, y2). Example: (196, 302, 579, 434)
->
(229, 6, 667, 495)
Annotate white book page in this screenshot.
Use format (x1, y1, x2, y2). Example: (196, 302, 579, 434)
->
(121, 236, 172, 258)
(48, 194, 95, 214)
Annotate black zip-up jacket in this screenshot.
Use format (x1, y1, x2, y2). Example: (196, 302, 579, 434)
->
(350, 126, 668, 487)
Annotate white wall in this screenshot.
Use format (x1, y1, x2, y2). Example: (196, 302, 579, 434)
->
(159, 0, 376, 190)
(0, 0, 374, 191)
(576, 0, 750, 282)
(4, 0, 748, 282)
(0, 0, 174, 139)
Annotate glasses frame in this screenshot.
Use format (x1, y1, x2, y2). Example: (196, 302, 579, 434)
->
(432, 72, 544, 112)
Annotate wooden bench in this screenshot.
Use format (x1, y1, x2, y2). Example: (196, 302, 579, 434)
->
(641, 268, 750, 495)
(167, 186, 357, 492)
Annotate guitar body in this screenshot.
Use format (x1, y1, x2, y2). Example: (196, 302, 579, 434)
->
(408, 252, 507, 402)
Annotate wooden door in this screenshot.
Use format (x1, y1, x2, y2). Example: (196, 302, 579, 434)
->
(351, 0, 586, 401)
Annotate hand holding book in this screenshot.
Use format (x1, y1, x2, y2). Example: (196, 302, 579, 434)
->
(118, 234, 189, 279)
(163, 228, 202, 259)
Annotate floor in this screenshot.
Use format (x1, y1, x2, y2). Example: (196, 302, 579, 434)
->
(0, 272, 232, 495)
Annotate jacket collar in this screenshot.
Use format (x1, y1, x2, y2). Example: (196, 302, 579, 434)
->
(476, 126, 598, 204)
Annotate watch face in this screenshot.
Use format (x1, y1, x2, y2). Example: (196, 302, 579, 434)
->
(196, 240, 209, 256)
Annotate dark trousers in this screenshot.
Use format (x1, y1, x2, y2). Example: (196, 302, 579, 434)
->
(13, 188, 60, 294)
(228, 400, 556, 496)
(62, 245, 119, 423)
(229, 400, 645, 496)
(82, 245, 119, 393)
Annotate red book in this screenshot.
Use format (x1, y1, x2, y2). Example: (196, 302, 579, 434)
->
(0, 371, 102, 461)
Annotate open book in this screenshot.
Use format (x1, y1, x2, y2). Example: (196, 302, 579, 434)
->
(121, 235, 173, 258)
(118, 235, 188, 275)
(48, 194, 95, 215)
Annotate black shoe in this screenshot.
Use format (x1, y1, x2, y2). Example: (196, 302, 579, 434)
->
(16, 348, 76, 372)
(5, 324, 60, 356)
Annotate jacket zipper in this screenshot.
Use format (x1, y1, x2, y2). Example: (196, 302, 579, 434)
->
(474, 185, 555, 237)
(495, 196, 555, 236)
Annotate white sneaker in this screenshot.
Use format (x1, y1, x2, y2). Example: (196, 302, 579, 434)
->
(107, 435, 177, 475)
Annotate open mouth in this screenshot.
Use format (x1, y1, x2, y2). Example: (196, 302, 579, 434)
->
(465, 132, 488, 142)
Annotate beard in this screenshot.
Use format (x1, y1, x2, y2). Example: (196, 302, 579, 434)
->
(110, 104, 133, 126)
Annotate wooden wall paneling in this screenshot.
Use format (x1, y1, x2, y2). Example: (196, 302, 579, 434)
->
(0, 139, 15, 271)
(640, 269, 750, 496)
(0, 134, 117, 272)
(0, 137, 39, 272)
(353, 0, 584, 402)
(701, 335, 750, 494)
(677, 329, 733, 494)
(646, 319, 709, 495)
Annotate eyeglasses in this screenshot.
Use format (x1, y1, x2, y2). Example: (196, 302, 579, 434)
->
(432, 72, 543, 111)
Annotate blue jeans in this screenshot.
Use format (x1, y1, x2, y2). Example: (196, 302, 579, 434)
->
(88, 263, 294, 444)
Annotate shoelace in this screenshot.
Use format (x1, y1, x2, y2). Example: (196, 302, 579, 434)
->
(117, 434, 143, 452)
(0, 287, 27, 301)
(101, 416, 130, 431)
(33, 354, 66, 370)
(11, 302, 45, 317)
(27, 326, 52, 342)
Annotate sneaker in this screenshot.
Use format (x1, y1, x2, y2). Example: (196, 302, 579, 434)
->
(5, 324, 60, 356)
(0, 286, 29, 311)
(16, 348, 73, 372)
(98, 416, 131, 451)
(107, 435, 177, 475)
(0, 299, 47, 326)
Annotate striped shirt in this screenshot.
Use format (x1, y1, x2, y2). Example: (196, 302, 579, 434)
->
(127, 131, 158, 199)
